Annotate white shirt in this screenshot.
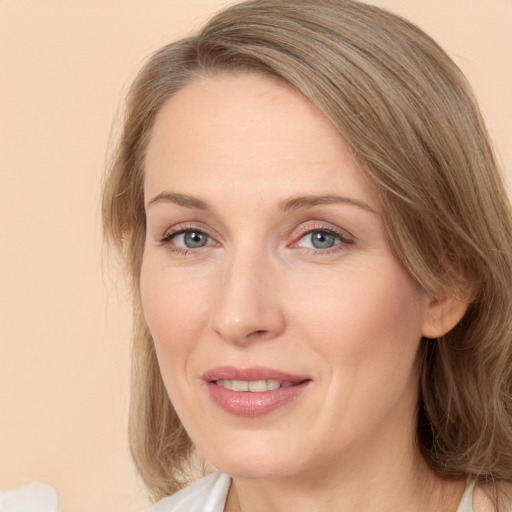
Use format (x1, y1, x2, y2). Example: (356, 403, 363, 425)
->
(0, 482, 58, 512)
(147, 473, 230, 512)
(147, 473, 477, 512)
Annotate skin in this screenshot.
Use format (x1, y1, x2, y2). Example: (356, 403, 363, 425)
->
(141, 73, 467, 512)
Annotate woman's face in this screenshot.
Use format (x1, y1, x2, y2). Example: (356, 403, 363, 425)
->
(141, 73, 433, 480)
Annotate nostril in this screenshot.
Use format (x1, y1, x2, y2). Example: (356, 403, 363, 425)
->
(249, 329, 268, 338)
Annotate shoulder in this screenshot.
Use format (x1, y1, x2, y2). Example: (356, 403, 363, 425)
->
(145, 472, 231, 512)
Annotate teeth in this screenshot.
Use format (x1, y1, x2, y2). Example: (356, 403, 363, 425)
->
(215, 379, 296, 392)
(266, 379, 280, 391)
(248, 380, 267, 392)
(232, 380, 249, 391)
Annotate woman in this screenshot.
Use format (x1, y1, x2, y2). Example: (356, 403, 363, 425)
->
(102, 0, 512, 510)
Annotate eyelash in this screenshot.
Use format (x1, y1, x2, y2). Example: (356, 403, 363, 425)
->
(158, 225, 214, 254)
(158, 224, 354, 255)
(292, 225, 354, 254)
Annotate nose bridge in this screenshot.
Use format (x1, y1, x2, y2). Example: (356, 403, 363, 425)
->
(209, 241, 284, 344)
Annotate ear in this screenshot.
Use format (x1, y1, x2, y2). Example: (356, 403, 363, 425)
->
(421, 294, 470, 339)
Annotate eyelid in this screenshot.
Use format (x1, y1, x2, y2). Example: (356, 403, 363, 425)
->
(159, 221, 211, 239)
(161, 229, 212, 244)
(292, 222, 354, 244)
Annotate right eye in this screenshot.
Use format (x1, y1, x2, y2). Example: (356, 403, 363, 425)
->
(161, 229, 215, 250)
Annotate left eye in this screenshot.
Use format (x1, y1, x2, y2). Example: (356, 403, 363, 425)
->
(297, 230, 340, 250)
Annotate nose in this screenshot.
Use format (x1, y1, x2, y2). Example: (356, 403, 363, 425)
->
(209, 250, 286, 345)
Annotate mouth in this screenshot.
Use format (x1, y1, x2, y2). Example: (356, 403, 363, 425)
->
(215, 379, 299, 391)
(203, 366, 311, 416)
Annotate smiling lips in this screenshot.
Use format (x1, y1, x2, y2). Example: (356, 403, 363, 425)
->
(203, 366, 311, 417)
(216, 379, 296, 391)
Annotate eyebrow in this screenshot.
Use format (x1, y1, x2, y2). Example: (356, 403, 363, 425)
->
(279, 194, 376, 214)
(147, 192, 210, 210)
(146, 191, 376, 214)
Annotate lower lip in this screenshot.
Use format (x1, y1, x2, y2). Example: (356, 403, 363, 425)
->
(205, 381, 310, 417)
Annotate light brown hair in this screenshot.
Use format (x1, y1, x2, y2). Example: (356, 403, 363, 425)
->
(102, 0, 512, 503)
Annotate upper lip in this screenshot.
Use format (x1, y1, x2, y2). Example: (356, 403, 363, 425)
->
(202, 365, 310, 383)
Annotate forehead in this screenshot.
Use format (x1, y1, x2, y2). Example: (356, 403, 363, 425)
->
(144, 72, 377, 208)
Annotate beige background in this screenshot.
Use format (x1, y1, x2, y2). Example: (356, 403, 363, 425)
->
(0, 1, 510, 511)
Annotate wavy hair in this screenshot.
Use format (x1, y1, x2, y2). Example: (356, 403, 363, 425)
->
(102, 0, 512, 504)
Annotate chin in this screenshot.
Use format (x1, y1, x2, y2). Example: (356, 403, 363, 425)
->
(212, 457, 300, 480)
(200, 435, 307, 480)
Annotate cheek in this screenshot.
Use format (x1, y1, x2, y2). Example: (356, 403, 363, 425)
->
(291, 260, 427, 374)
(139, 259, 210, 380)
(140, 260, 221, 436)
(294, 264, 426, 439)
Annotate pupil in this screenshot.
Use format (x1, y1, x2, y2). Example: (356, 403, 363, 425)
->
(184, 231, 207, 248)
(311, 232, 335, 249)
